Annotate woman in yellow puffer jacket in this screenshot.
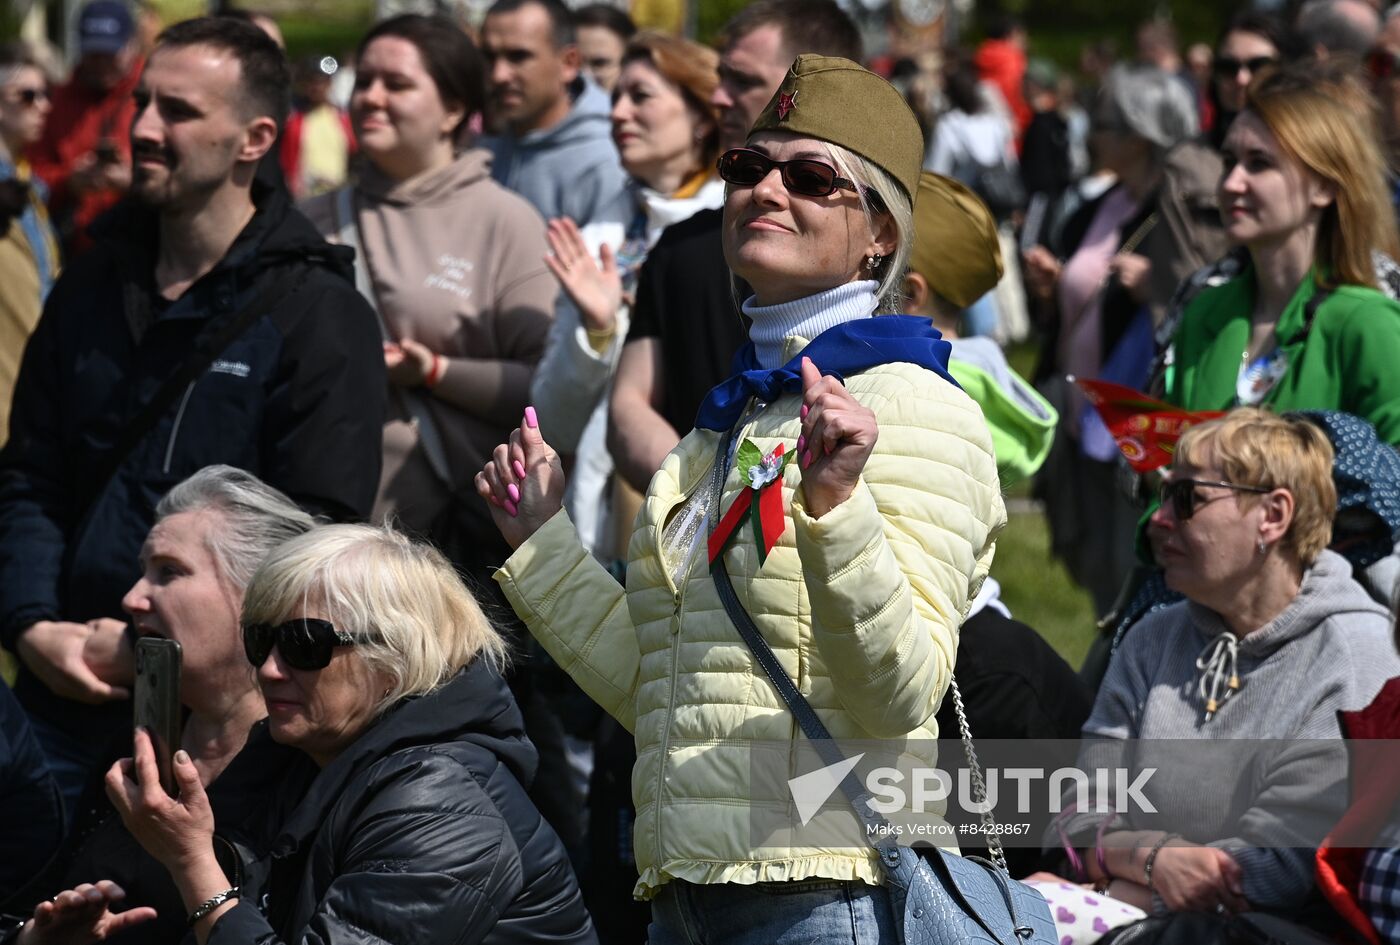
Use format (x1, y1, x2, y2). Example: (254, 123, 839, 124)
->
(476, 55, 1006, 944)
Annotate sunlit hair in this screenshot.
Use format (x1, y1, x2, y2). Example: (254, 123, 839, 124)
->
(825, 142, 913, 313)
(242, 524, 509, 713)
(1243, 63, 1400, 288)
(155, 465, 315, 594)
(1175, 407, 1336, 565)
(0, 42, 40, 88)
(621, 31, 720, 170)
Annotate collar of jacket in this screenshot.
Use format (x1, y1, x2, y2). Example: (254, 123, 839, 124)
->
(268, 659, 533, 858)
(96, 177, 357, 342)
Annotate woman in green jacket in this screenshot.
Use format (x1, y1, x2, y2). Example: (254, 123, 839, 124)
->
(1163, 62, 1400, 442)
(476, 57, 1006, 943)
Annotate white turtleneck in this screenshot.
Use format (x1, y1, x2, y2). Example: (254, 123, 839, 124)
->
(742, 280, 880, 369)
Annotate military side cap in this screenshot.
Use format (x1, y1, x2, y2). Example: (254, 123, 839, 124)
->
(910, 172, 1003, 309)
(751, 55, 924, 203)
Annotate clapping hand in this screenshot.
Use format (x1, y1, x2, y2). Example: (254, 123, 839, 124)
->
(543, 218, 622, 334)
(474, 407, 568, 549)
(797, 357, 878, 518)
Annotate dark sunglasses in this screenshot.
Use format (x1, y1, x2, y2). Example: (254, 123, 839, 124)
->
(717, 148, 858, 199)
(1212, 55, 1276, 78)
(9, 87, 47, 107)
(243, 617, 363, 671)
(1159, 478, 1270, 521)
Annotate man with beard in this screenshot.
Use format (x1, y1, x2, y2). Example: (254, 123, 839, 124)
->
(480, 0, 626, 226)
(0, 16, 384, 812)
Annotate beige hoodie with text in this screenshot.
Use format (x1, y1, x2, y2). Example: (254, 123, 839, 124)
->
(302, 148, 554, 535)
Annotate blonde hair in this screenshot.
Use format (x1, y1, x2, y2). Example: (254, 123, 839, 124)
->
(242, 524, 508, 713)
(824, 141, 913, 313)
(1245, 63, 1400, 288)
(1176, 407, 1336, 565)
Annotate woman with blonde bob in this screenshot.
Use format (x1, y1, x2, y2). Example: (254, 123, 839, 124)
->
(1164, 62, 1400, 444)
(105, 524, 596, 945)
(1039, 408, 1400, 934)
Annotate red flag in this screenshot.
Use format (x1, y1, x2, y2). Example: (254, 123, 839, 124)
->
(1072, 378, 1224, 473)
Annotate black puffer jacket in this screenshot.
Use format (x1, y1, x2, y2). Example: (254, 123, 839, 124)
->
(210, 660, 597, 945)
(0, 180, 385, 739)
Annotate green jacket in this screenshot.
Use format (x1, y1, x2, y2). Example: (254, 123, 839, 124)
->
(1166, 269, 1400, 444)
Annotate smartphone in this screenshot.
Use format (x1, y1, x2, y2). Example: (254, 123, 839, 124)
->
(134, 637, 183, 797)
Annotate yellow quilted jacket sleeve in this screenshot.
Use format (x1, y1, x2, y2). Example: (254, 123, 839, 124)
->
(791, 365, 1005, 737)
(495, 509, 641, 732)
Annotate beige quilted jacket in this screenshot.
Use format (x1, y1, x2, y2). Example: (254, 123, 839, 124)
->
(497, 341, 1006, 898)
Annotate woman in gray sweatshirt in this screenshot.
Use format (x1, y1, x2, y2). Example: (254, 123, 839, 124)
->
(1044, 408, 1400, 928)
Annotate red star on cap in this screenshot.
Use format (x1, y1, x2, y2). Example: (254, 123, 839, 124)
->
(775, 90, 797, 120)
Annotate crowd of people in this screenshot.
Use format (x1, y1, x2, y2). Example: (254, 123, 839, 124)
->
(0, 0, 1398, 944)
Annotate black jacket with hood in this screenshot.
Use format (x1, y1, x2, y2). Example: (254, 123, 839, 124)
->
(0, 180, 385, 735)
(210, 660, 597, 945)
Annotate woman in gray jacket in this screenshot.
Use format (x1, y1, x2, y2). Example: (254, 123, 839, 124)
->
(1042, 408, 1400, 931)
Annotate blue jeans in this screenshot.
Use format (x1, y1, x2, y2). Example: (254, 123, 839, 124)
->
(647, 879, 898, 945)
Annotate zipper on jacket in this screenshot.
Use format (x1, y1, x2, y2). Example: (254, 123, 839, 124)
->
(162, 381, 197, 474)
(651, 411, 757, 867)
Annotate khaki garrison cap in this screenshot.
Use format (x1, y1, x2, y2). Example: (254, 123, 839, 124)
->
(750, 54, 924, 203)
(910, 172, 1004, 309)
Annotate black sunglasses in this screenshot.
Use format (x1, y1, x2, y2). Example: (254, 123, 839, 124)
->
(717, 148, 858, 199)
(10, 87, 47, 107)
(1159, 478, 1270, 521)
(1213, 55, 1276, 78)
(243, 617, 363, 671)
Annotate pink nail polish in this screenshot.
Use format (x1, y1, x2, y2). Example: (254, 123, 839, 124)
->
(504, 499, 518, 517)
(512, 460, 526, 480)
(800, 404, 809, 420)
(797, 435, 806, 454)
(507, 483, 520, 503)
(524, 406, 538, 429)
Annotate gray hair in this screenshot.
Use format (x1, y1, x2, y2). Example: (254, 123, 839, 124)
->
(242, 523, 509, 713)
(1297, 0, 1381, 57)
(155, 465, 317, 592)
(1103, 64, 1199, 156)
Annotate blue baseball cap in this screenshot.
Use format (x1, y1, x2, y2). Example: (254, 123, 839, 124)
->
(79, 0, 135, 55)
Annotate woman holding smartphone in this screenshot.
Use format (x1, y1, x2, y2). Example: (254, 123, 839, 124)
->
(1, 467, 315, 945)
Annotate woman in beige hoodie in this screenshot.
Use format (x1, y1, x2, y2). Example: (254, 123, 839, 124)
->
(301, 14, 555, 558)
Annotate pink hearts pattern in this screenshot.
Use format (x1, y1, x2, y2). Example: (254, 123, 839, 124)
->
(1056, 906, 1076, 924)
